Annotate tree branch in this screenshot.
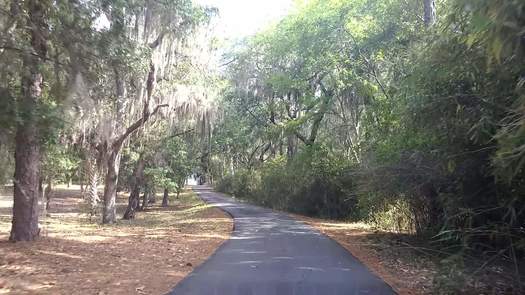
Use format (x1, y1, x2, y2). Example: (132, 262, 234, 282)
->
(113, 104, 169, 150)
(149, 30, 168, 49)
(295, 131, 308, 144)
(0, 45, 66, 66)
(169, 128, 195, 138)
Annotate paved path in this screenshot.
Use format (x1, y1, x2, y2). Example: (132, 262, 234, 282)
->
(169, 186, 395, 295)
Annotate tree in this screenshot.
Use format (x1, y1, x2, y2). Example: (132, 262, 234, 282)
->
(0, 0, 108, 239)
(40, 141, 80, 210)
(213, 0, 525, 286)
(122, 127, 195, 219)
(122, 152, 146, 219)
(74, 0, 215, 224)
(423, 0, 437, 26)
(8, 0, 50, 241)
(1, 0, 217, 236)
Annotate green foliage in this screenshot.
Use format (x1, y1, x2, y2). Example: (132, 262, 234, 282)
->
(217, 146, 358, 219)
(359, 196, 416, 233)
(0, 142, 13, 185)
(41, 142, 81, 184)
(163, 137, 195, 194)
(0, 0, 523, 288)
(118, 128, 197, 196)
(118, 147, 141, 191)
(213, 0, 525, 289)
(144, 167, 178, 192)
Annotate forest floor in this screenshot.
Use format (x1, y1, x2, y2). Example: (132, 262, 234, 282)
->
(0, 185, 233, 295)
(296, 215, 522, 295)
(294, 216, 433, 294)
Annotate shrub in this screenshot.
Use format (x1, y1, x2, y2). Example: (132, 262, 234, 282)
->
(216, 145, 359, 219)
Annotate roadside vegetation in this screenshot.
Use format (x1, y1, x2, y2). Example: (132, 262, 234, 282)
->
(211, 0, 525, 293)
(0, 0, 524, 293)
(0, 0, 229, 291)
(0, 0, 219, 232)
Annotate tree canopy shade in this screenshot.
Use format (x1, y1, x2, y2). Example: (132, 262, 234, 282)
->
(0, 0, 524, 291)
(0, 0, 219, 239)
(210, 0, 525, 291)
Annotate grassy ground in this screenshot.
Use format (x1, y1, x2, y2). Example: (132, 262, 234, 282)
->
(0, 185, 232, 295)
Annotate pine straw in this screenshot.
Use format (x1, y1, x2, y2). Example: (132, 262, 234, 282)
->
(0, 186, 232, 295)
(295, 214, 523, 295)
(292, 215, 435, 295)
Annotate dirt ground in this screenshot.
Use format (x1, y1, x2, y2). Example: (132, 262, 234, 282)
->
(0, 185, 233, 295)
(294, 216, 434, 295)
(296, 215, 522, 295)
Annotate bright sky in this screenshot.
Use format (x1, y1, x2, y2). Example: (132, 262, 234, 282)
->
(195, 0, 294, 39)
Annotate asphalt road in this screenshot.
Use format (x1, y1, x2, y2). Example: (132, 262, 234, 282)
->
(168, 186, 395, 295)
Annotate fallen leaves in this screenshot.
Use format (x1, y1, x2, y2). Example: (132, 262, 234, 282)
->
(0, 187, 232, 295)
(295, 215, 432, 295)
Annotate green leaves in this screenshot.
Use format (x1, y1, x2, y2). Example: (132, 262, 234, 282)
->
(41, 142, 80, 182)
(216, 0, 524, 253)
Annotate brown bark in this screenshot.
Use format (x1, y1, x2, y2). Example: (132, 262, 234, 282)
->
(85, 154, 99, 220)
(100, 54, 167, 224)
(39, 177, 44, 199)
(100, 102, 167, 223)
(162, 188, 169, 207)
(11, 123, 41, 241)
(123, 186, 141, 219)
(123, 156, 145, 219)
(102, 150, 120, 224)
(148, 191, 156, 204)
(307, 86, 333, 145)
(10, 0, 48, 242)
(44, 180, 52, 211)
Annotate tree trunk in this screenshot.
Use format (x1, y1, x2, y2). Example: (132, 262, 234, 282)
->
(79, 165, 84, 193)
(101, 55, 165, 223)
(140, 189, 149, 211)
(100, 103, 168, 222)
(162, 188, 169, 207)
(85, 156, 99, 220)
(286, 135, 297, 159)
(423, 0, 436, 26)
(10, 0, 48, 242)
(44, 180, 52, 211)
(123, 156, 145, 220)
(306, 90, 333, 145)
(148, 189, 156, 204)
(123, 185, 141, 219)
(102, 150, 120, 224)
(200, 152, 210, 184)
(39, 177, 44, 200)
(11, 121, 41, 241)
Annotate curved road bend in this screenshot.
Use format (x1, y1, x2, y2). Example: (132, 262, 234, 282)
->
(169, 185, 395, 295)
